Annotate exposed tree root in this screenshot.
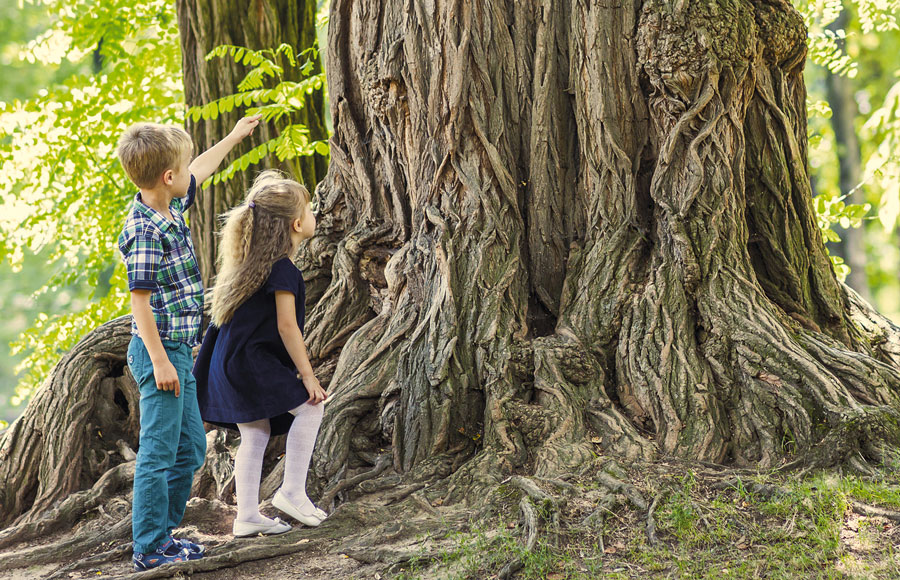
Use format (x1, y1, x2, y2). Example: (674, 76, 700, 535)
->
(105, 533, 323, 580)
(191, 429, 236, 501)
(0, 317, 135, 528)
(319, 453, 392, 507)
(496, 476, 565, 579)
(595, 471, 649, 511)
(0, 515, 129, 571)
(646, 493, 665, 546)
(850, 501, 900, 522)
(0, 460, 133, 551)
(712, 477, 790, 501)
(44, 542, 132, 580)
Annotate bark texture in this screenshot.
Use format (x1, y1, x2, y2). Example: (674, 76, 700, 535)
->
(0, 317, 136, 529)
(302, 0, 900, 497)
(177, 0, 328, 288)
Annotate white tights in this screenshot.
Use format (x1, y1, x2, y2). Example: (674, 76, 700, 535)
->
(234, 402, 325, 524)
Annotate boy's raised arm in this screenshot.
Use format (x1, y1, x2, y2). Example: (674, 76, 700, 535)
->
(188, 114, 262, 185)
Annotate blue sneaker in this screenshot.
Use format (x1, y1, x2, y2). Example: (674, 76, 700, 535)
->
(132, 538, 190, 571)
(169, 535, 205, 560)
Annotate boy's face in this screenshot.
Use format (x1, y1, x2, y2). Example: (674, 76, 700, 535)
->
(169, 151, 193, 197)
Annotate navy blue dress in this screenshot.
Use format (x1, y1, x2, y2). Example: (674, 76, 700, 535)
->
(194, 257, 308, 435)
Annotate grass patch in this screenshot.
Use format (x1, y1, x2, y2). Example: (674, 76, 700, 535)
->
(389, 461, 900, 579)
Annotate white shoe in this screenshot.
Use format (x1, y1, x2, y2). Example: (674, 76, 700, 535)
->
(313, 507, 327, 520)
(272, 490, 323, 527)
(233, 516, 292, 537)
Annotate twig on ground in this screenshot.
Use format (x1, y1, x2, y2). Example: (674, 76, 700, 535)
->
(646, 493, 663, 546)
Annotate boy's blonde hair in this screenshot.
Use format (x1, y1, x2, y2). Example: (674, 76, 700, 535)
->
(117, 123, 193, 188)
(208, 170, 312, 326)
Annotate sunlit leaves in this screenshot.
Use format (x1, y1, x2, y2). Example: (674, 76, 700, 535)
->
(814, 193, 873, 279)
(188, 42, 329, 185)
(0, 0, 182, 399)
(862, 80, 900, 230)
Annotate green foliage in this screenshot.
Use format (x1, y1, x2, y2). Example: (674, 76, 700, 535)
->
(863, 80, 900, 231)
(801, 0, 899, 77)
(814, 193, 871, 280)
(0, 0, 183, 401)
(186, 43, 329, 188)
(800, 0, 900, 298)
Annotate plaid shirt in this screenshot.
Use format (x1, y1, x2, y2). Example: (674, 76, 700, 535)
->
(118, 175, 204, 346)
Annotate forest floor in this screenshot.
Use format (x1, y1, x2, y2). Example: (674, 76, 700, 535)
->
(3, 456, 900, 579)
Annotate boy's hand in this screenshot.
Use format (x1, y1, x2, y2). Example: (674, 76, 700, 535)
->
(154, 359, 181, 397)
(229, 114, 263, 142)
(301, 374, 327, 405)
(189, 114, 264, 185)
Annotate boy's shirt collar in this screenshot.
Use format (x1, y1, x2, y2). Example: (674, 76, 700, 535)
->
(133, 192, 180, 232)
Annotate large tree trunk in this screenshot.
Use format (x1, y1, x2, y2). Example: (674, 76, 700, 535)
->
(303, 0, 900, 496)
(177, 0, 329, 288)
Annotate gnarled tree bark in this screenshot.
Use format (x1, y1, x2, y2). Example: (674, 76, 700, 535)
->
(304, 0, 900, 498)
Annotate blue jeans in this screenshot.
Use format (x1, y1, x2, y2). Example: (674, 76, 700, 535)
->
(128, 336, 207, 554)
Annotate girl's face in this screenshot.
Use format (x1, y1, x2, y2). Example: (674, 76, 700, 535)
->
(291, 203, 316, 247)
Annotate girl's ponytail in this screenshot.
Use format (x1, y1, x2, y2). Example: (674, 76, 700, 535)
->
(208, 171, 311, 326)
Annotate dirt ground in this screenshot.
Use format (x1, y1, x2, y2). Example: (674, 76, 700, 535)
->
(3, 457, 900, 579)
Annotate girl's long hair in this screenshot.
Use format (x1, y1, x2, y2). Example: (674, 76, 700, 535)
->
(208, 170, 311, 326)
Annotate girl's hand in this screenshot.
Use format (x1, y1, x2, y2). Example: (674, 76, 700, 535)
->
(301, 374, 328, 405)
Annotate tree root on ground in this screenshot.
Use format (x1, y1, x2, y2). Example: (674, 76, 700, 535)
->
(319, 453, 392, 507)
(776, 407, 900, 475)
(496, 476, 565, 580)
(595, 471, 648, 511)
(44, 542, 132, 580)
(104, 533, 323, 580)
(0, 460, 134, 551)
(646, 492, 666, 546)
(0, 515, 130, 571)
(711, 477, 791, 501)
(850, 500, 900, 522)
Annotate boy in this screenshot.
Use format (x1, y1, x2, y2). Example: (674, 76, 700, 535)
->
(117, 114, 261, 571)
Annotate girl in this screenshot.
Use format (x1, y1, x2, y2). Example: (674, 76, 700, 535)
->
(193, 170, 328, 537)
